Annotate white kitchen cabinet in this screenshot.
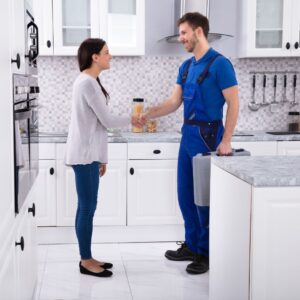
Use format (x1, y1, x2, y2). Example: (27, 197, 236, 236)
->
(56, 143, 127, 226)
(232, 141, 277, 155)
(210, 164, 300, 300)
(127, 143, 183, 225)
(0, 238, 16, 300)
(32, 0, 53, 55)
(277, 141, 300, 155)
(238, 0, 300, 57)
(34, 0, 145, 56)
(15, 197, 37, 300)
(10, 0, 26, 73)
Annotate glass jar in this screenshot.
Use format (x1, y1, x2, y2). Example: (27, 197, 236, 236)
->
(147, 119, 157, 133)
(288, 111, 300, 132)
(132, 98, 144, 133)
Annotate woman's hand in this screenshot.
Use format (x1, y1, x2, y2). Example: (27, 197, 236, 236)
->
(131, 115, 146, 128)
(99, 164, 107, 177)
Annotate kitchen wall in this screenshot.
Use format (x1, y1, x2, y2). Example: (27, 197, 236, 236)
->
(38, 55, 300, 133)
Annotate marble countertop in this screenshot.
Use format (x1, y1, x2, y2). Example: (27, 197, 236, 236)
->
(38, 130, 300, 144)
(212, 156, 300, 187)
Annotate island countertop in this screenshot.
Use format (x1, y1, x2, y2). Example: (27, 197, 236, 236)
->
(212, 155, 300, 187)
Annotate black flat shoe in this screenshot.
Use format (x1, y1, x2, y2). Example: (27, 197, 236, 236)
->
(99, 262, 113, 269)
(79, 262, 113, 277)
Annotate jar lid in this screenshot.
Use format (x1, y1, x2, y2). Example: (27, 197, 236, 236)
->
(133, 98, 144, 102)
(288, 111, 300, 115)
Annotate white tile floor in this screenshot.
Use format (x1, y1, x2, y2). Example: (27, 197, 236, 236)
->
(34, 242, 209, 300)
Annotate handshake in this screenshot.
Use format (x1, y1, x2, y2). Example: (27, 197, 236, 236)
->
(131, 113, 148, 128)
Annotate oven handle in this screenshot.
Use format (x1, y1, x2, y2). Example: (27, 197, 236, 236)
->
(27, 21, 39, 61)
(15, 108, 32, 121)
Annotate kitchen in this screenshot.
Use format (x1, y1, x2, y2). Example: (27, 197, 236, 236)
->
(1, 0, 300, 299)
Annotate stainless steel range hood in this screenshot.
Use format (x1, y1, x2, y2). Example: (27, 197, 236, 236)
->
(162, 0, 232, 43)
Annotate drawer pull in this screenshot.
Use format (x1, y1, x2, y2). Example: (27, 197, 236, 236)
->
(153, 149, 161, 154)
(15, 236, 25, 251)
(130, 168, 134, 175)
(28, 203, 36, 217)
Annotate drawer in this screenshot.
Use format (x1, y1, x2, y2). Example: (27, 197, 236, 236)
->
(128, 143, 179, 159)
(39, 143, 56, 159)
(56, 143, 127, 160)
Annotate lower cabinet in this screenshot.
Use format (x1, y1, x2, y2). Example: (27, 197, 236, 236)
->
(15, 196, 37, 300)
(56, 143, 127, 226)
(127, 159, 182, 225)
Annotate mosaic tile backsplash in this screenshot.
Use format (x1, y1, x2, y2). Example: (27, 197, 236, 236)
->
(37, 55, 300, 133)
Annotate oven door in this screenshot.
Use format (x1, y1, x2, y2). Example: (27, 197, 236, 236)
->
(14, 107, 31, 213)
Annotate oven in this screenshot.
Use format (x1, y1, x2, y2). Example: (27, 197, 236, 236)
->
(13, 74, 39, 213)
(24, 1, 39, 75)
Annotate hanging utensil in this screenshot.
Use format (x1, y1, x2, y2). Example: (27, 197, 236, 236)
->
(270, 74, 279, 113)
(248, 74, 260, 111)
(291, 74, 297, 106)
(261, 74, 268, 106)
(282, 74, 288, 104)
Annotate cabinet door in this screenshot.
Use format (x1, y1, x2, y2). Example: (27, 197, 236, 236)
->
(56, 160, 127, 225)
(33, 0, 53, 55)
(238, 0, 293, 57)
(10, 0, 26, 73)
(100, 0, 145, 55)
(127, 160, 182, 225)
(0, 241, 16, 300)
(277, 141, 300, 155)
(34, 160, 56, 226)
(291, 0, 300, 55)
(15, 202, 37, 300)
(231, 141, 277, 156)
(52, 0, 99, 55)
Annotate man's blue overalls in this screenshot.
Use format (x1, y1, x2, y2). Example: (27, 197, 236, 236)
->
(177, 51, 225, 258)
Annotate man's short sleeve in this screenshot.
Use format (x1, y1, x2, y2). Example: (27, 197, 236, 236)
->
(215, 58, 238, 91)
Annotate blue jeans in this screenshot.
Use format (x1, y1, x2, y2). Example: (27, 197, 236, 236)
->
(72, 161, 100, 259)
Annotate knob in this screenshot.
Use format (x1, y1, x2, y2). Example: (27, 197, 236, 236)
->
(50, 167, 54, 175)
(28, 203, 36, 217)
(15, 236, 25, 251)
(295, 42, 299, 49)
(286, 42, 291, 49)
(130, 168, 134, 175)
(11, 53, 21, 69)
(47, 40, 51, 48)
(153, 149, 161, 154)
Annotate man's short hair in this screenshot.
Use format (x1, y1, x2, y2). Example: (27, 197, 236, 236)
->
(177, 12, 209, 38)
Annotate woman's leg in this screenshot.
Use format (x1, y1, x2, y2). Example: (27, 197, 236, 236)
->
(72, 161, 99, 260)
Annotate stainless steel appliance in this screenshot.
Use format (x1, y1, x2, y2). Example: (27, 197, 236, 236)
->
(13, 74, 39, 213)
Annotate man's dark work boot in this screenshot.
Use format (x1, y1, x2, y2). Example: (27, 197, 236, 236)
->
(186, 254, 209, 274)
(165, 242, 196, 261)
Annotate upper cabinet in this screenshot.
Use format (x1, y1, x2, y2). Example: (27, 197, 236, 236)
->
(33, 0, 145, 56)
(238, 0, 300, 57)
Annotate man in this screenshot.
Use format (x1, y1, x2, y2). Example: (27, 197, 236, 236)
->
(141, 12, 239, 274)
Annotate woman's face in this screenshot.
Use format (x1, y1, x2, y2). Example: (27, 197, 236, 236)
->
(94, 44, 112, 70)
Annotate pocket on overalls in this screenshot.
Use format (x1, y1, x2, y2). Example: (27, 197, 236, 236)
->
(198, 123, 219, 151)
(182, 85, 196, 101)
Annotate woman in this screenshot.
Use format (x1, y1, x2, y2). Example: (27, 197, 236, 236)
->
(65, 38, 142, 278)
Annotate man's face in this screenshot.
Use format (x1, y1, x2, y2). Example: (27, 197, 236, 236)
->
(178, 22, 199, 52)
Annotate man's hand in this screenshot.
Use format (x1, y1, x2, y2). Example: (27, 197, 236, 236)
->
(99, 164, 107, 177)
(216, 140, 232, 156)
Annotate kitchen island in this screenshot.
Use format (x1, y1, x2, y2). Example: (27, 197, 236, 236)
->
(209, 156, 300, 300)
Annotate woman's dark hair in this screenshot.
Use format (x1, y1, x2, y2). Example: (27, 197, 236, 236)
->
(177, 12, 209, 38)
(77, 38, 109, 99)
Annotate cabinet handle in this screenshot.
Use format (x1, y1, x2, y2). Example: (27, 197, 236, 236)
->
(130, 168, 134, 175)
(286, 42, 291, 50)
(50, 167, 54, 175)
(153, 149, 161, 154)
(11, 53, 21, 69)
(47, 40, 51, 48)
(295, 42, 299, 49)
(28, 203, 36, 217)
(15, 236, 25, 251)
